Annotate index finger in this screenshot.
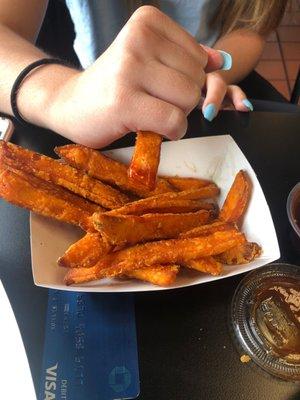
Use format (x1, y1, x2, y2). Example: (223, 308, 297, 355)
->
(132, 6, 229, 72)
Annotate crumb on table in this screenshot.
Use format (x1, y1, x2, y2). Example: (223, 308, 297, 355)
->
(240, 354, 251, 363)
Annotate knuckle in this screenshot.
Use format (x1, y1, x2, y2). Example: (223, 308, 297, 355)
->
(198, 70, 206, 88)
(121, 22, 152, 55)
(184, 81, 201, 112)
(120, 23, 137, 48)
(191, 81, 202, 104)
(231, 84, 244, 95)
(131, 5, 161, 23)
(134, 24, 151, 48)
(165, 108, 187, 139)
(209, 72, 226, 86)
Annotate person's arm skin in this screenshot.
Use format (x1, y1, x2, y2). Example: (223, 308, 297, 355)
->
(0, 0, 49, 114)
(202, 29, 265, 121)
(0, 0, 77, 137)
(0, 3, 227, 147)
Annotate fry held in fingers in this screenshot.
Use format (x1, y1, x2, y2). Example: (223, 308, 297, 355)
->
(128, 131, 162, 190)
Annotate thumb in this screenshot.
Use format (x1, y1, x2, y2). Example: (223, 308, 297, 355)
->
(201, 45, 232, 73)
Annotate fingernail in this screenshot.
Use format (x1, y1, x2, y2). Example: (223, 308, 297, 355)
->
(218, 50, 232, 71)
(242, 99, 254, 111)
(203, 103, 217, 122)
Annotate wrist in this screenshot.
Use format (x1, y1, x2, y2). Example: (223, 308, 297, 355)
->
(16, 63, 80, 130)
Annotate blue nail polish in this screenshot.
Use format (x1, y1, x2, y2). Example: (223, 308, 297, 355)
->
(203, 103, 217, 122)
(242, 99, 254, 111)
(218, 50, 232, 71)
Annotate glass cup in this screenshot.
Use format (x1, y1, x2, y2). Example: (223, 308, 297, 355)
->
(230, 263, 300, 381)
(287, 182, 300, 252)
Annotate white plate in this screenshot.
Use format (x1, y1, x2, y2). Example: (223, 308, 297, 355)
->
(30, 135, 280, 292)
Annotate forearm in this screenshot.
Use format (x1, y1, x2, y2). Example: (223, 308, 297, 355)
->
(213, 29, 265, 84)
(0, 5, 228, 147)
(0, 23, 77, 128)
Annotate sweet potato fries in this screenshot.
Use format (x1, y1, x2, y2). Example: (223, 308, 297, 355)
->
(128, 131, 162, 190)
(0, 140, 261, 287)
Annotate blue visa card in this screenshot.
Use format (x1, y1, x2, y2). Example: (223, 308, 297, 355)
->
(39, 290, 140, 400)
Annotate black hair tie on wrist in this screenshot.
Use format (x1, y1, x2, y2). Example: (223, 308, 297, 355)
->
(10, 58, 70, 125)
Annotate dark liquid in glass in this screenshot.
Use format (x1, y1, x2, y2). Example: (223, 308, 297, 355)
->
(292, 195, 300, 232)
(252, 277, 300, 363)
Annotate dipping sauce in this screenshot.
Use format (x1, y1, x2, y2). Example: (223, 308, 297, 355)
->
(292, 195, 300, 233)
(287, 183, 300, 239)
(287, 183, 300, 254)
(231, 264, 300, 381)
(253, 277, 300, 363)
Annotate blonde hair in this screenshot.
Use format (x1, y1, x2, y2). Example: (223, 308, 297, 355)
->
(213, 0, 288, 36)
(127, 0, 288, 37)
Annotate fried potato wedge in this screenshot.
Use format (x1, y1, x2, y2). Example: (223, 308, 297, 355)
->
(108, 198, 216, 216)
(55, 144, 174, 197)
(163, 176, 212, 191)
(0, 167, 95, 231)
(128, 131, 162, 190)
(58, 235, 179, 285)
(179, 220, 235, 238)
(66, 203, 215, 268)
(93, 209, 213, 245)
(216, 242, 262, 265)
(183, 256, 223, 276)
(0, 141, 129, 209)
(219, 170, 251, 223)
(126, 265, 179, 286)
(159, 184, 220, 201)
(64, 229, 245, 285)
(58, 233, 112, 268)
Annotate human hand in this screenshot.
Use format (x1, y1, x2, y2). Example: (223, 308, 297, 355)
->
(201, 72, 253, 121)
(49, 6, 231, 148)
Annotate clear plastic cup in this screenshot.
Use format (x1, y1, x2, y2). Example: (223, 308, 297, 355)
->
(230, 263, 300, 381)
(287, 182, 300, 252)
